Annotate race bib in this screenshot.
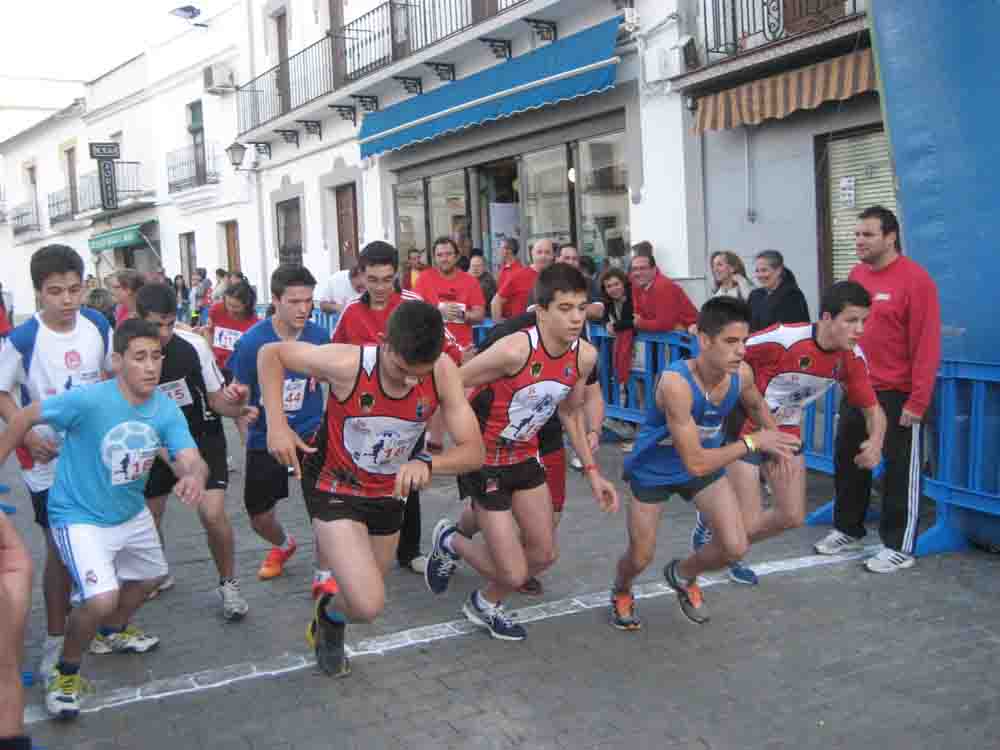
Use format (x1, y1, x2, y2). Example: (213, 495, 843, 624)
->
(159, 378, 194, 407)
(343, 416, 427, 475)
(773, 404, 803, 426)
(109, 448, 158, 486)
(75, 369, 102, 386)
(283, 379, 307, 412)
(213, 326, 242, 351)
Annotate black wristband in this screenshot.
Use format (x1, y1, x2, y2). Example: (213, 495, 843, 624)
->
(0, 736, 33, 750)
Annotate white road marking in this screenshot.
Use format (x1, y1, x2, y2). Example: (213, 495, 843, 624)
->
(25, 546, 877, 724)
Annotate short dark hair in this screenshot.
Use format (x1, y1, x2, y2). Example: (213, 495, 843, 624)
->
(698, 296, 751, 338)
(534, 263, 589, 308)
(359, 241, 399, 271)
(502, 237, 519, 255)
(631, 242, 656, 267)
(385, 300, 444, 364)
(579, 256, 597, 276)
(270, 264, 316, 299)
(85, 288, 114, 315)
(858, 205, 900, 239)
(216, 268, 227, 278)
(755, 250, 784, 269)
(224, 280, 257, 314)
(820, 281, 871, 318)
(116, 269, 146, 293)
(30, 244, 84, 290)
(113, 317, 161, 355)
(469, 247, 485, 258)
(432, 236, 459, 255)
(136, 283, 178, 318)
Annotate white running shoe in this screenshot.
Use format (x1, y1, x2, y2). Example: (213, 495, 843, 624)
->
(45, 668, 82, 719)
(865, 546, 915, 573)
(407, 555, 428, 574)
(814, 530, 865, 555)
(89, 625, 160, 654)
(218, 579, 249, 621)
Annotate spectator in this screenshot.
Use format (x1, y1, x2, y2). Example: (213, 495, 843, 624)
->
(174, 274, 190, 322)
(600, 266, 636, 387)
(190, 267, 213, 325)
(468, 251, 496, 311)
(85, 274, 99, 291)
(747, 250, 810, 331)
(85, 287, 116, 328)
(629, 243, 698, 333)
(211, 268, 229, 301)
(711, 251, 753, 301)
(818, 206, 942, 573)
(319, 266, 365, 314)
(491, 238, 554, 321)
(112, 269, 146, 324)
(415, 237, 486, 352)
(559, 245, 604, 321)
(495, 237, 523, 315)
(402, 248, 426, 291)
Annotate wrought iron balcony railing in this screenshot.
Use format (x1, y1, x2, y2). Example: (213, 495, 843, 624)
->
(704, 0, 861, 61)
(77, 161, 148, 213)
(48, 187, 75, 224)
(12, 201, 39, 234)
(237, 0, 531, 134)
(167, 143, 221, 193)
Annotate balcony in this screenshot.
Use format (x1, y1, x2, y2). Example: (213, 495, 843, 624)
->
(77, 161, 150, 214)
(237, 0, 531, 134)
(12, 202, 39, 235)
(167, 143, 221, 193)
(48, 188, 76, 224)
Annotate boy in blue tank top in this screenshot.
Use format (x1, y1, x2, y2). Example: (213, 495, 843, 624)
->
(611, 297, 799, 628)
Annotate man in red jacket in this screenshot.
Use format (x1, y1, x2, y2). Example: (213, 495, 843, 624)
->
(629, 245, 698, 333)
(815, 205, 942, 573)
(491, 239, 554, 322)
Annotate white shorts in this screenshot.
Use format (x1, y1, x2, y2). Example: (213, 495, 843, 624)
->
(51, 508, 167, 604)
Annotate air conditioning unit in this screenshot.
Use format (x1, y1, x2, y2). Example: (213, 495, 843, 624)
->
(204, 63, 235, 94)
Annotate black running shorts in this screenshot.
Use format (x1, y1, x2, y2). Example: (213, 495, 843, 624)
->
(145, 431, 229, 498)
(303, 492, 405, 536)
(629, 470, 725, 504)
(459, 458, 547, 512)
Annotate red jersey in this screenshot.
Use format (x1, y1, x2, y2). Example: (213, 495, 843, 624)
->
(848, 256, 941, 417)
(414, 267, 485, 349)
(632, 270, 698, 332)
(497, 266, 538, 319)
(208, 302, 260, 370)
(743, 323, 877, 437)
(307, 346, 439, 498)
(497, 260, 524, 316)
(470, 326, 580, 466)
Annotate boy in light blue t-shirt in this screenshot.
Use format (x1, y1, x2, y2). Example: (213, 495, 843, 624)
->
(0, 319, 208, 720)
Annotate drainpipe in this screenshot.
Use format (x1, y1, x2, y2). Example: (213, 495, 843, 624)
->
(244, 0, 271, 292)
(745, 126, 756, 224)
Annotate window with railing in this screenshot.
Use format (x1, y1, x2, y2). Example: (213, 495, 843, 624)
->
(77, 162, 148, 212)
(167, 143, 220, 193)
(12, 202, 39, 234)
(48, 188, 73, 224)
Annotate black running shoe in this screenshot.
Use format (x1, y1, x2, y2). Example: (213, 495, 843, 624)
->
(663, 560, 710, 625)
(307, 595, 351, 677)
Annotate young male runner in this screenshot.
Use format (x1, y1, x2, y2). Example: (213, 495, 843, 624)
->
(137, 284, 258, 620)
(426, 264, 619, 641)
(0, 318, 207, 718)
(695, 282, 886, 583)
(611, 297, 799, 629)
(227, 265, 328, 580)
(259, 301, 483, 675)
(0, 245, 112, 679)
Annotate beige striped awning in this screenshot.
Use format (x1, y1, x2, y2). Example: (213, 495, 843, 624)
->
(693, 48, 876, 134)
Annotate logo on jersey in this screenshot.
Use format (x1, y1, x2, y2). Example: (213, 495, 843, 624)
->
(101, 421, 160, 485)
(415, 397, 430, 420)
(85, 570, 98, 585)
(798, 356, 813, 371)
(530, 362, 543, 378)
(875, 292, 891, 302)
(564, 366, 574, 378)
(65, 350, 82, 370)
(359, 393, 375, 413)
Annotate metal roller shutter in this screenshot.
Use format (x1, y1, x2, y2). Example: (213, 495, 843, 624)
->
(827, 129, 898, 281)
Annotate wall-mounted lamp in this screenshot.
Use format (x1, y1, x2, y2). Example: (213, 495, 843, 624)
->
(225, 141, 249, 171)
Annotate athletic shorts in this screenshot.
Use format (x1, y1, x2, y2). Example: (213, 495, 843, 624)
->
(629, 470, 725, 504)
(50, 508, 167, 604)
(145, 431, 228, 498)
(244, 448, 296, 517)
(30, 489, 50, 529)
(540, 448, 567, 512)
(304, 491, 405, 536)
(459, 458, 547, 512)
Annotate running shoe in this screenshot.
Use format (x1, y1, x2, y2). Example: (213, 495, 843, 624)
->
(258, 537, 297, 580)
(814, 530, 864, 556)
(425, 519, 460, 595)
(609, 590, 642, 631)
(462, 592, 526, 641)
(406, 555, 428, 575)
(691, 513, 712, 551)
(311, 576, 339, 600)
(306, 595, 350, 677)
(864, 546, 915, 573)
(569, 455, 584, 472)
(663, 560, 710, 625)
(728, 561, 759, 585)
(518, 576, 544, 596)
(89, 625, 160, 654)
(45, 667, 82, 719)
(218, 579, 249, 621)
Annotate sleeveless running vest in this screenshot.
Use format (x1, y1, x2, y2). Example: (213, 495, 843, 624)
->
(624, 360, 741, 487)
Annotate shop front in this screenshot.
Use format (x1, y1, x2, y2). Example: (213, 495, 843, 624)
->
(88, 219, 161, 279)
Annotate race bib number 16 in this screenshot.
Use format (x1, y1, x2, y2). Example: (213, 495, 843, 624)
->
(110, 448, 158, 486)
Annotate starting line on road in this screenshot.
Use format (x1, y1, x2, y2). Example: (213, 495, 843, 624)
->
(25, 545, 878, 725)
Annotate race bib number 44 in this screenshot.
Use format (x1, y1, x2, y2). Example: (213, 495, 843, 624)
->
(283, 379, 307, 412)
(110, 448, 158, 486)
(159, 378, 194, 407)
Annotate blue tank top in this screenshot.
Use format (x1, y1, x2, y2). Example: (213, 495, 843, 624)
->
(623, 360, 741, 487)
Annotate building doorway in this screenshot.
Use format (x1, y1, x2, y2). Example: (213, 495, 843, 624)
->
(223, 221, 241, 272)
(335, 183, 359, 270)
(476, 158, 520, 272)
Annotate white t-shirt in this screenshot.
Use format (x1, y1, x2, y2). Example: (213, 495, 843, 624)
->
(321, 269, 360, 307)
(0, 309, 113, 492)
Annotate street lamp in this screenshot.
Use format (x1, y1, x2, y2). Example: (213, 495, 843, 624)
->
(225, 141, 249, 171)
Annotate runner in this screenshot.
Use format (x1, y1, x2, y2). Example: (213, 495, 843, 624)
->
(260, 300, 483, 676)
(611, 297, 799, 630)
(227, 265, 328, 580)
(136, 284, 258, 620)
(206, 280, 260, 378)
(696, 281, 886, 583)
(425, 264, 619, 641)
(0, 245, 113, 680)
(0, 318, 207, 719)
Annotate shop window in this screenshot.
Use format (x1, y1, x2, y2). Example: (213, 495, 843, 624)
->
(428, 171, 470, 257)
(521, 146, 572, 251)
(396, 180, 428, 262)
(578, 132, 629, 263)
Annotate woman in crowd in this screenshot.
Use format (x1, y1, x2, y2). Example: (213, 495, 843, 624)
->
(205, 280, 259, 379)
(747, 250, 810, 331)
(600, 267, 638, 449)
(711, 251, 753, 301)
(174, 274, 191, 323)
(468, 251, 496, 311)
(111, 269, 146, 324)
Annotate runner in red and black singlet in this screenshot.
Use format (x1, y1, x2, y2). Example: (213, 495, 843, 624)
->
(424, 264, 619, 643)
(259, 300, 483, 677)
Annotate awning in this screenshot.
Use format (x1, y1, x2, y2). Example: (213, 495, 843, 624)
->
(359, 16, 622, 159)
(89, 221, 156, 253)
(693, 48, 876, 134)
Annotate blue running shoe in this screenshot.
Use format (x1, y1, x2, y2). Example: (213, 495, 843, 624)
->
(728, 561, 758, 585)
(691, 513, 713, 552)
(425, 519, 460, 595)
(462, 592, 526, 641)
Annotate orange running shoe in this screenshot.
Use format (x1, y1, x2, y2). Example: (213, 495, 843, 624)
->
(663, 559, 709, 624)
(258, 538, 297, 580)
(610, 590, 642, 631)
(311, 576, 339, 599)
